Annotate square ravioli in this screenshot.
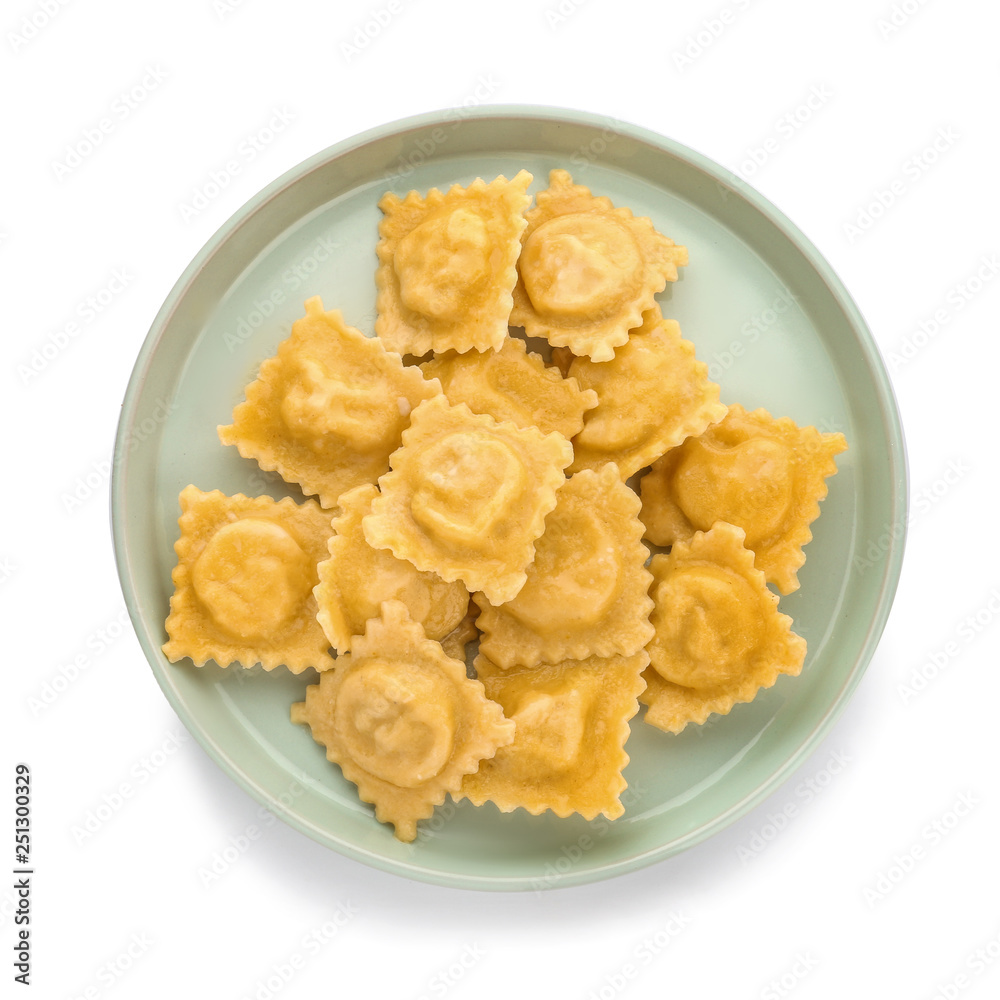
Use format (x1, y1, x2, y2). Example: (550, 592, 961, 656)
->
(639, 404, 848, 593)
(218, 296, 440, 509)
(567, 306, 727, 478)
(475, 463, 654, 668)
(420, 335, 598, 440)
(457, 650, 647, 820)
(313, 483, 469, 655)
(510, 168, 688, 361)
(362, 394, 573, 605)
(376, 171, 532, 356)
(290, 601, 514, 842)
(163, 486, 334, 672)
(641, 521, 807, 734)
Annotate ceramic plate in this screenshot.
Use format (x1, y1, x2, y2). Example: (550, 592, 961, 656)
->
(112, 106, 907, 890)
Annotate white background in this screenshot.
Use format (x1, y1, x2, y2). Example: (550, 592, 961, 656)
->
(6, 0, 1000, 997)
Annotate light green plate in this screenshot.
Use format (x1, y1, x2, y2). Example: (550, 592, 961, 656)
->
(112, 106, 906, 890)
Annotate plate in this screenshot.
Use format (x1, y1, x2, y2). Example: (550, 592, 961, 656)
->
(112, 106, 907, 890)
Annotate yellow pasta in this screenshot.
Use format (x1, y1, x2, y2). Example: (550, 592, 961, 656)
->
(640, 404, 847, 593)
(511, 168, 687, 361)
(567, 306, 727, 478)
(363, 395, 573, 605)
(219, 296, 439, 508)
(163, 486, 333, 672)
(458, 650, 647, 819)
(421, 335, 597, 440)
(313, 483, 469, 654)
(475, 463, 653, 668)
(291, 602, 514, 841)
(641, 522, 807, 734)
(376, 172, 532, 356)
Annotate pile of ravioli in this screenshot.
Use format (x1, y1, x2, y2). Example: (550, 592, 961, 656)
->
(163, 168, 848, 843)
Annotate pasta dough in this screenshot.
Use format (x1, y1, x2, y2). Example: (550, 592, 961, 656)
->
(475, 463, 654, 668)
(458, 650, 647, 820)
(313, 483, 469, 654)
(421, 335, 598, 440)
(291, 601, 514, 841)
(640, 404, 848, 593)
(363, 394, 573, 605)
(511, 168, 687, 361)
(218, 296, 439, 508)
(376, 171, 532, 356)
(163, 486, 334, 673)
(567, 306, 727, 478)
(641, 522, 807, 734)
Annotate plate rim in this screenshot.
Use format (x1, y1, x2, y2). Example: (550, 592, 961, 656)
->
(111, 104, 908, 891)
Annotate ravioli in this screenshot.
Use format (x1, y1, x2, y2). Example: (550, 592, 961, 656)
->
(421, 335, 598, 440)
(163, 486, 334, 672)
(640, 404, 848, 593)
(475, 463, 653, 668)
(641, 522, 807, 733)
(510, 168, 688, 361)
(290, 601, 514, 842)
(313, 483, 469, 654)
(458, 650, 647, 820)
(568, 306, 727, 478)
(376, 171, 532, 356)
(363, 395, 573, 605)
(218, 296, 440, 508)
